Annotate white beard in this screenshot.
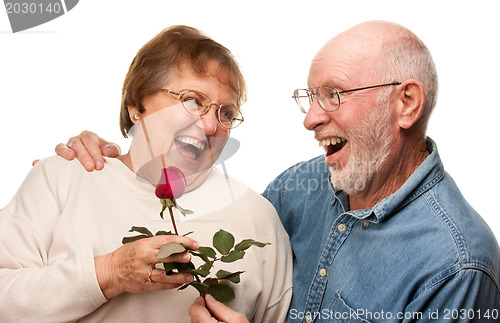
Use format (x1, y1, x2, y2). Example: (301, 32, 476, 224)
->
(329, 98, 394, 195)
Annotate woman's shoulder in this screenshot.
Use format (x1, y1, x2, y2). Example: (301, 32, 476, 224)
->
(30, 156, 132, 190)
(35, 155, 82, 168)
(30, 155, 86, 179)
(34, 155, 126, 174)
(1, 156, 92, 219)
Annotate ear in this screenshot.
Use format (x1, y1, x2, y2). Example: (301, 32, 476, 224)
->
(396, 80, 425, 129)
(127, 105, 141, 124)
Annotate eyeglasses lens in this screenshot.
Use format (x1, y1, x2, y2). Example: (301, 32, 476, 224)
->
(317, 87, 340, 111)
(294, 89, 313, 113)
(181, 91, 210, 115)
(181, 91, 242, 129)
(219, 105, 242, 128)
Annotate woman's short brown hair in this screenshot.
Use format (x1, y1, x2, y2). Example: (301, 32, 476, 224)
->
(120, 25, 247, 137)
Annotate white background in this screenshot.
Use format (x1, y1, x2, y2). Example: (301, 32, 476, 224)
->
(1, 0, 498, 240)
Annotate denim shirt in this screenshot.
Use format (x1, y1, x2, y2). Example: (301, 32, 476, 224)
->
(263, 139, 500, 322)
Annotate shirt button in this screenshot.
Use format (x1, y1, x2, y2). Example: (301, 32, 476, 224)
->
(319, 268, 327, 277)
(306, 316, 313, 323)
(338, 223, 346, 232)
(362, 220, 370, 228)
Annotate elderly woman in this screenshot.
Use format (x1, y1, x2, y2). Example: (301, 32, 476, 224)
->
(0, 26, 292, 322)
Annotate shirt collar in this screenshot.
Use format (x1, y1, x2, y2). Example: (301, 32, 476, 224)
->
(333, 137, 445, 223)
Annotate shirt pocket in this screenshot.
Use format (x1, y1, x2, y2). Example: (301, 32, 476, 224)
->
(327, 292, 372, 323)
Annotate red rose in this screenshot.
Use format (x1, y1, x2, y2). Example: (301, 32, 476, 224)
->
(155, 166, 186, 200)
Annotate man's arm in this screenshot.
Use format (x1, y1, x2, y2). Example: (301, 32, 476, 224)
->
(38, 130, 121, 171)
(404, 268, 499, 322)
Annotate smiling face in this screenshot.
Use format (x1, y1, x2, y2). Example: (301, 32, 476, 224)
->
(303, 28, 399, 195)
(324, 94, 395, 195)
(126, 62, 235, 191)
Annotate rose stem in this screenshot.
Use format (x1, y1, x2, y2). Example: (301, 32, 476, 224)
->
(142, 118, 179, 235)
(168, 207, 179, 235)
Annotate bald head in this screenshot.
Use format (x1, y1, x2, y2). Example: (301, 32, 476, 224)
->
(324, 21, 410, 53)
(340, 20, 416, 41)
(316, 21, 426, 76)
(311, 20, 438, 133)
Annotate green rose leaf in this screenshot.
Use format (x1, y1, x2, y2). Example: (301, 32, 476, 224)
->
(202, 277, 217, 286)
(209, 283, 235, 303)
(159, 203, 167, 220)
(213, 230, 235, 255)
(122, 234, 149, 244)
(176, 204, 194, 216)
(191, 261, 213, 277)
(198, 246, 217, 259)
(234, 239, 270, 251)
(216, 269, 244, 284)
(221, 250, 245, 263)
(164, 261, 195, 275)
(129, 226, 154, 237)
(190, 251, 209, 263)
(179, 261, 195, 272)
(163, 262, 181, 275)
(156, 242, 186, 259)
(190, 282, 209, 294)
(155, 230, 174, 236)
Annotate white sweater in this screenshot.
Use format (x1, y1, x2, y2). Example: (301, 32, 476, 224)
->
(0, 156, 293, 322)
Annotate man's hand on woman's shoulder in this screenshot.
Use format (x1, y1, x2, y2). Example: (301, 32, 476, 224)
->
(33, 130, 121, 171)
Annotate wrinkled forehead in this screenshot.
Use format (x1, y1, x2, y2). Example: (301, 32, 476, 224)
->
(168, 62, 237, 103)
(175, 60, 240, 99)
(173, 60, 229, 83)
(308, 41, 379, 88)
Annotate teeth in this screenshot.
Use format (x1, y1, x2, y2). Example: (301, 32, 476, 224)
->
(319, 137, 346, 147)
(176, 137, 206, 151)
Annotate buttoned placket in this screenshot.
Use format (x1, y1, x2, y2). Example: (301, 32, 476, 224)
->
(301, 212, 357, 323)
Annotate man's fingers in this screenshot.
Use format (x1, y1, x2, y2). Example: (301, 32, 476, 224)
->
(79, 131, 106, 170)
(55, 130, 121, 171)
(192, 296, 206, 308)
(67, 137, 95, 171)
(205, 294, 249, 323)
(55, 143, 76, 160)
(189, 297, 219, 323)
(98, 137, 121, 158)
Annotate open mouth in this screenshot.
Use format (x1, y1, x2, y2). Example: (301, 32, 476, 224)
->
(174, 136, 207, 161)
(319, 136, 347, 157)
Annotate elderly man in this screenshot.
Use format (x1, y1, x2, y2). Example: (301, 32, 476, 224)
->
(54, 21, 499, 322)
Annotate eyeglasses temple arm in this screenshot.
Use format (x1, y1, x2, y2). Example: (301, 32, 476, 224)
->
(339, 82, 401, 94)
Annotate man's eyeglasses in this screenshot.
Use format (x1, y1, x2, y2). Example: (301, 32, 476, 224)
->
(293, 82, 401, 113)
(160, 89, 244, 129)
